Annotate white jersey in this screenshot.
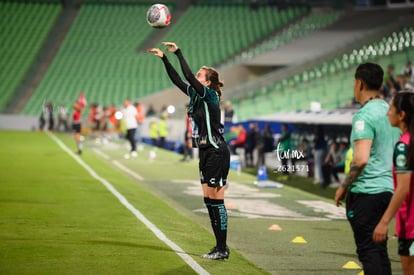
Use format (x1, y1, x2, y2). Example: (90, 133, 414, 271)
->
(122, 104, 138, 130)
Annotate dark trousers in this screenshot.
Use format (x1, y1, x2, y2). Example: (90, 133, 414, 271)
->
(245, 147, 254, 167)
(346, 191, 392, 275)
(322, 164, 339, 187)
(126, 128, 136, 152)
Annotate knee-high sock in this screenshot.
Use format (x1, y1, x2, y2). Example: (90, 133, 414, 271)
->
(204, 197, 219, 247)
(77, 141, 83, 152)
(210, 199, 228, 251)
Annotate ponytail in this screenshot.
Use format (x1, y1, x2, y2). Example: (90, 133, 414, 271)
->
(201, 66, 223, 98)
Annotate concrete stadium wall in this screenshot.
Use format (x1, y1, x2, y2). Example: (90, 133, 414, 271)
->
(0, 115, 39, 131)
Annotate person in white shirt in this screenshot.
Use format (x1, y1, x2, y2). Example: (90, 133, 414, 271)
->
(122, 99, 138, 158)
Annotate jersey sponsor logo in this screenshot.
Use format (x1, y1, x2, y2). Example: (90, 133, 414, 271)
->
(355, 120, 365, 132)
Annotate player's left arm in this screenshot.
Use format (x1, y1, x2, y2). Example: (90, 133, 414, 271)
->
(162, 42, 205, 95)
(373, 172, 412, 242)
(341, 138, 371, 189)
(174, 49, 205, 95)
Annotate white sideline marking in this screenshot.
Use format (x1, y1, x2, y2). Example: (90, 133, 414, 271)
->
(47, 133, 209, 275)
(112, 160, 144, 181)
(92, 148, 110, 160)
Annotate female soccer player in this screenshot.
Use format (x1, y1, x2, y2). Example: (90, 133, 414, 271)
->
(373, 91, 414, 275)
(148, 42, 230, 260)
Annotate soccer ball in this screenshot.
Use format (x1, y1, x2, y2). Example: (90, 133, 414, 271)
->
(146, 4, 171, 28)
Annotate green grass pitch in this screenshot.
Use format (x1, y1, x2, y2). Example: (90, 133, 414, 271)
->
(0, 131, 403, 274)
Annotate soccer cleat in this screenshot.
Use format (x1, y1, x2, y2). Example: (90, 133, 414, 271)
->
(200, 247, 230, 260)
(131, 151, 138, 158)
(200, 247, 217, 258)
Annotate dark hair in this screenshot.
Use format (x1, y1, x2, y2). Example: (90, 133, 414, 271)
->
(392, 91, 414, 168)
(354, 62, 384, 91)
(201, 66, 223, 98)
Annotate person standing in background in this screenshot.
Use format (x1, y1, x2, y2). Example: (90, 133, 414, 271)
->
(121, 99, 138, 159)
(134, 102, 145, 150)
(56, 104, 69, 132)
(223, 100, 235, 134)
(158, 114, 168, 149)
(335, 62, 400, 275)
(181, 103, 193, 161)
(278, 123, 292, 176)
(245, 123, 259, 167)
(46, 102, 54, 131)
(257, 123, 274, 167)
(72, 101, 84, 155)
(373, 91, 414, 275)
(313, 125, 326, 184)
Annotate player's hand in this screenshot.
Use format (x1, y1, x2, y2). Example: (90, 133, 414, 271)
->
(372, 221, 388, 243)
(162, 42, 178, 52)
(147, 48, 164, 58)
(334, 185, 347, 207)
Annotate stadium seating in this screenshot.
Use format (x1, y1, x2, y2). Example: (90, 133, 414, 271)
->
(226, 10, 342, 66)
(0, 2, 61, 111)
(11, 1, 413, 122)
(233, 27, 414, 121)
(22, 3, 155, 115)
(20, 3, 306, 116)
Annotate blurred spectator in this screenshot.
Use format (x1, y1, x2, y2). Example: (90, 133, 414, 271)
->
(72, 101, 84, 155)
(257, 123, 274, 166)
(106, 104, 118, 135)
(121, 99, 138, 159)
(158, 113, 168, 149)
(181, 104, 193, 162)
(56, 104, 69, 132)
(134, 102, 145, 150)
(277, 123, 292, 175)
(383, 64, 400, 100)
(223, 100, 235, 133)
(402, 60, 414, 85)
(39, 103, 46, 131)
(88, 103, 99, 138)
(229, 124, 246, 155)
(146, 104, 156, 117)
(297, 138, 313, 177)
(245, 123, 259, 167)
(159, 104, 168, 120)
(313, 125, 326, 184)
(46, 102, 54, 131)
(93, 104, 104, 140)
(88, 103, 97, 132)
(297, 138, 312, 161)
(335, 142, 348, 173)
(321, 140, 345, 188)
(149, 119, 159, 147)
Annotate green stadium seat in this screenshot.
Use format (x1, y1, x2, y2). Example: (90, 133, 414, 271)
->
(0, 2, 61, 111)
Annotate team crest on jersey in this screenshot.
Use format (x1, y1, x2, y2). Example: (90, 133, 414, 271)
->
(396, 154, 407, 168)
(355, 120, 365, 132)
